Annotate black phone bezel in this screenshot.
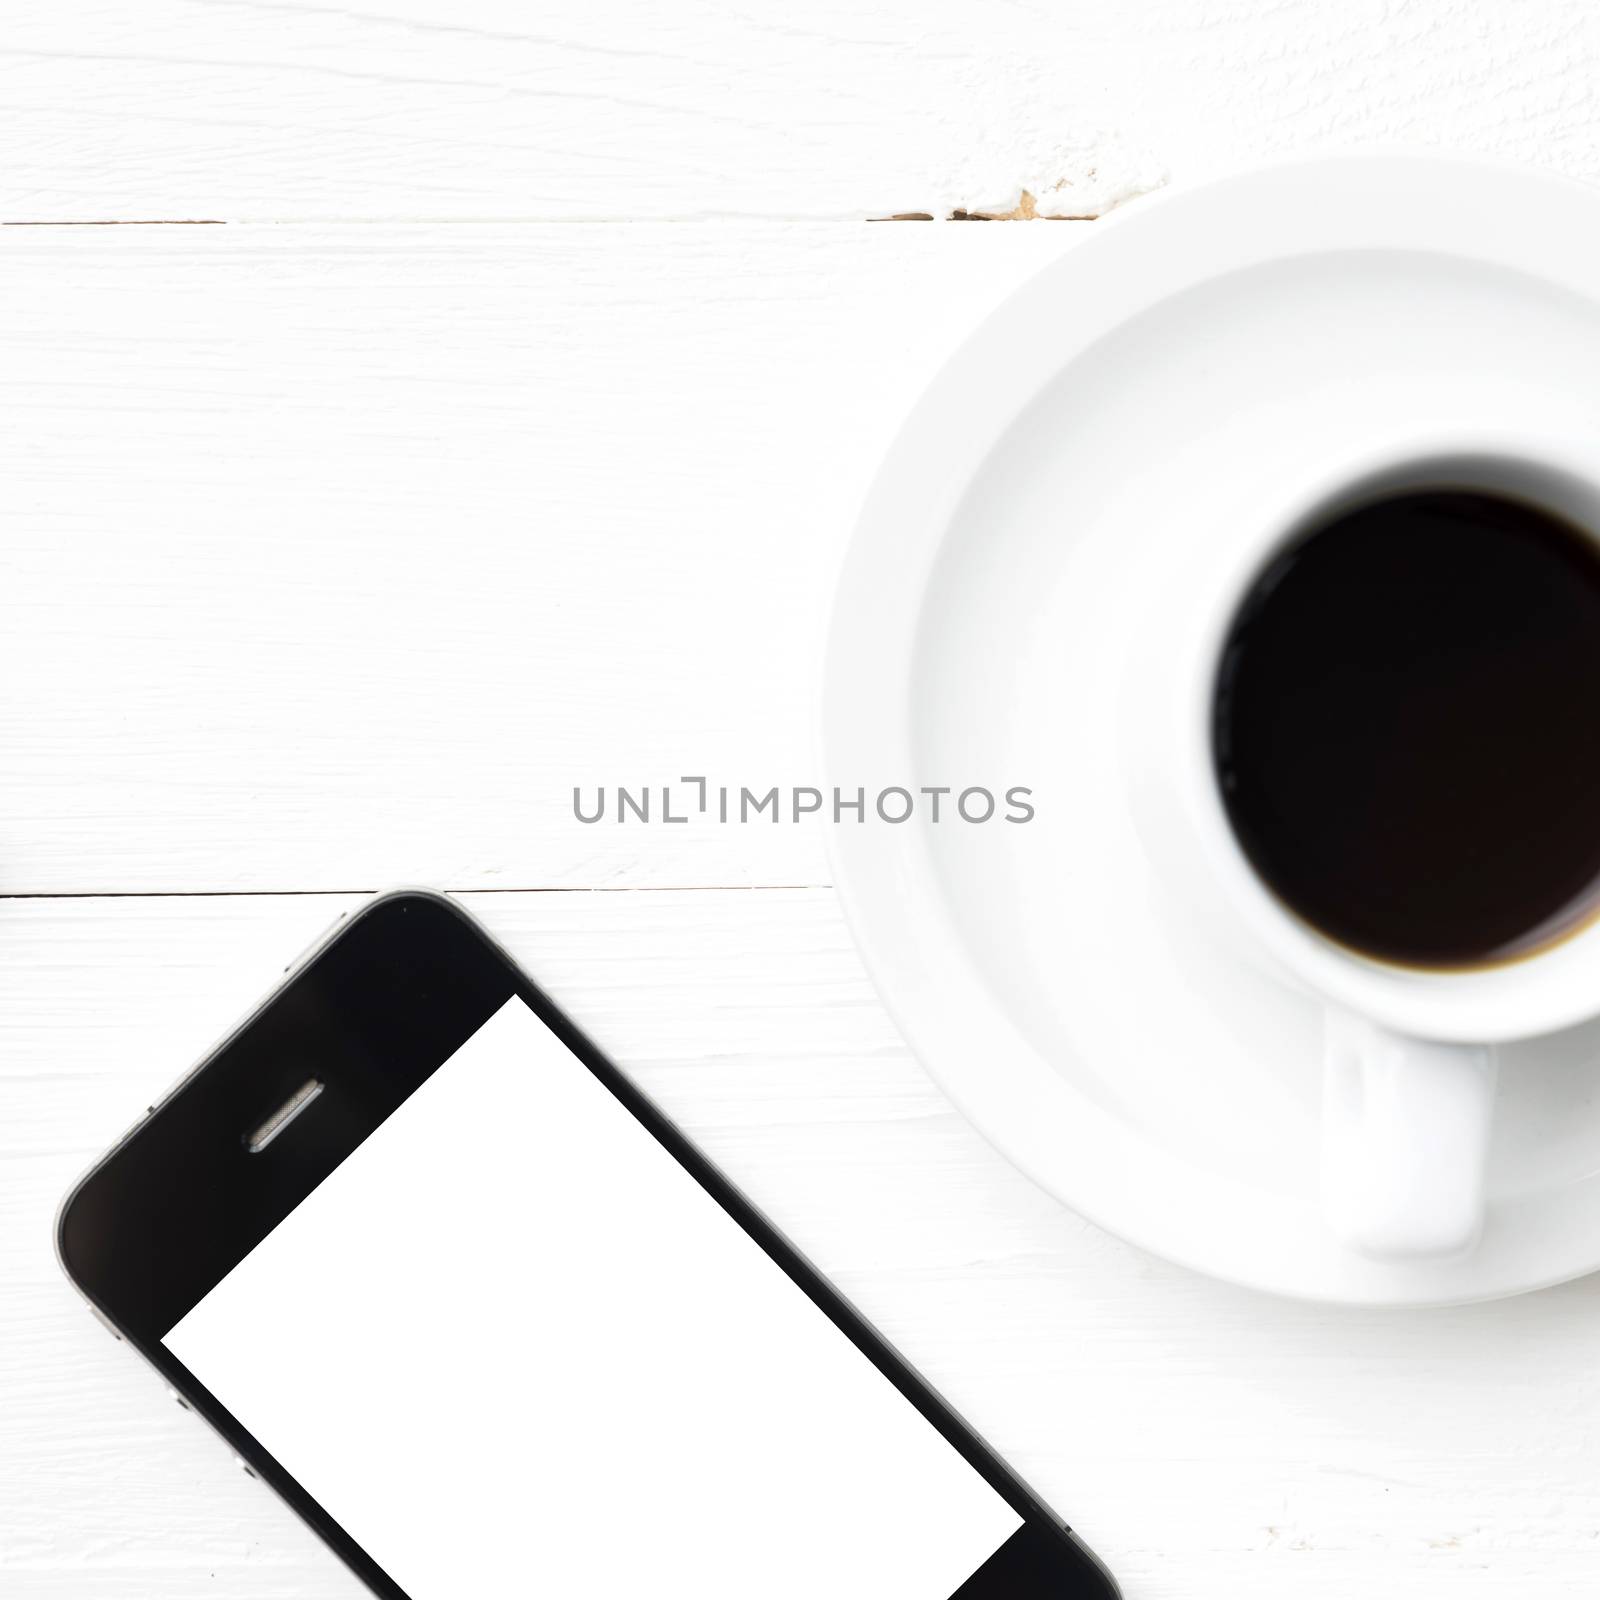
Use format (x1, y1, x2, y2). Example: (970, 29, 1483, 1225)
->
(57, 890, 1119, 1599)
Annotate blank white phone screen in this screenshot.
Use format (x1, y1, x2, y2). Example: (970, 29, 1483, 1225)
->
(165, 997, 1023, 1598)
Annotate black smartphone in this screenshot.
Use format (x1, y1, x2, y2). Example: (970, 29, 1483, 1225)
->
(58, 891, 1118, 1599)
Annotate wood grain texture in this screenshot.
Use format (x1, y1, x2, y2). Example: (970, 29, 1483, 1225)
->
(8, 3, 1600, 1595)
(9, 892, 1600, 1599)
(0, 221, 1076, 895)
(7, 1, 1600, 222)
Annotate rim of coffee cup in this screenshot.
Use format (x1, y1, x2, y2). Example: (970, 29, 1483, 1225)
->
(1180, 429, 1600, 1045)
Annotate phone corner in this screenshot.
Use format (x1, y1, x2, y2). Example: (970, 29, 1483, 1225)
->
(51, 1161, 103, 1315)
(349, 885, 477, 932)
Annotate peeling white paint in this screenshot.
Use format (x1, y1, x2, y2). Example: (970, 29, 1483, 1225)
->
(932, 132, 1168, 219)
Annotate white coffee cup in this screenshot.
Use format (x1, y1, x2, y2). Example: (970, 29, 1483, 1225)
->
(1129, 432, 1600, 1260)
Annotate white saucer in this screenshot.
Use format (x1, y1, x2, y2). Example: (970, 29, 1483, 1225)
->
(822, 154, 1600, 1306)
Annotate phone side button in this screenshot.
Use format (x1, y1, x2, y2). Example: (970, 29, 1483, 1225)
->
(233, 1455, 258, 1480)
(284, 911, 351, 974)
(88, 1304, 123, 1342)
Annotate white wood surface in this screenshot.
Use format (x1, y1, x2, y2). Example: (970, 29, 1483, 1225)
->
(6, 1, 1600, 222)
(0, 221, 1080, 894)
(7, 3, 1600, 1596)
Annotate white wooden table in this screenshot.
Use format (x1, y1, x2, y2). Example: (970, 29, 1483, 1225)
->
(7, 4, 1600, 1595)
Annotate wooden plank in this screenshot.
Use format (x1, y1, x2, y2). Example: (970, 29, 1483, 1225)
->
(5, 2, 1597, 224)
(9, 890, 1600, 1597)
(0, 221, 1079, 894)
(0, 0, 1166, 223)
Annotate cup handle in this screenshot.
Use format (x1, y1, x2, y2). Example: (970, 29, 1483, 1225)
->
(1321, 1011, 1497, 1259)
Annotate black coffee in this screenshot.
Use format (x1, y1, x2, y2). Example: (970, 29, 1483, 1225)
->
(1213, 487, 1600, 969)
